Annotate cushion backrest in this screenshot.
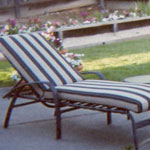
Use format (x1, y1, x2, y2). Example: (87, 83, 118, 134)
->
(0, 32, 83, 90)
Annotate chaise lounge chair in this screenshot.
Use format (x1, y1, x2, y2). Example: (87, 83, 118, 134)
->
(0, 33, 150, 150)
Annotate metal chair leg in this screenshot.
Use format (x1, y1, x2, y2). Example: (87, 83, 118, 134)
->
(56, 106, 61, 139)
(128, 112, 139, 150)
(4, 97, 17, 128)
(53, 90, 62, 139)
(107, 112, 112, 125)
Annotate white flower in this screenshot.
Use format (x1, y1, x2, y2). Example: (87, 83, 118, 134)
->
(11, 71, 21, 81)
(114, 10, 119, 14)
(4, 25, 9, 31)
(27, 27, 33, 32)
(112, 15, 119, 20)
(18, 25, 27, 33)
(62, 53, 69, 57)
(119, 15, 125, 19)
(46, 21, 52, 26)
(108, 14, 118, 20)
(102, 18, 109, 22)
(74, 54, 84, 57)
(130, 12, 137, 18)
(65, 57, 72, 63)
(41, 32, 50, 39)
(83, 20, 91, 24)
(47, 26, 55, 33)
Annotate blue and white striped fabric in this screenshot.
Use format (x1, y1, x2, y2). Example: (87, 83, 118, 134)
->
(0, 33, 150, 113)
(55, 80, 150, 113)
(0, 33, 83, 89)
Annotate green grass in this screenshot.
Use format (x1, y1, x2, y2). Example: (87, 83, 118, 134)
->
(0, 60, 15, 87)
(1, 37, 150, 87)
(71, 38, 150, 81)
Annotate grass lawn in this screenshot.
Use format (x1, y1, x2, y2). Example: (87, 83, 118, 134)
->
(71, 37, 150, 81)
(0, 60, 15, 87)
(1, 37, 150, 87)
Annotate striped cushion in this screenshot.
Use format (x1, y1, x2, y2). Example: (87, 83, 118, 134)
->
(0, 33, 83, 89)
(1, 33, 150, 113)
(53, 80, 150, 113)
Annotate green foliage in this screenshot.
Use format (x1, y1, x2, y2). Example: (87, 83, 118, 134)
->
(135, 0, 150, 16)
(93, 11, 102, 21)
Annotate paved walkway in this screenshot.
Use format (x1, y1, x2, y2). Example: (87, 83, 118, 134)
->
(63, 26, 150, 49)
(0, 87, 150, 150)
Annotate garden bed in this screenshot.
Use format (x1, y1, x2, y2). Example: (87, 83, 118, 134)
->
(1, 0, 150, 47)
(55, 16, 150, 41)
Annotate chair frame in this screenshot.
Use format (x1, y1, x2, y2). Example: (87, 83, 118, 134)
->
(53, 84, 150, 150)
(1, 32, 150, 150)
(3, 71, 150, 150)
(3, 71, 105, 128)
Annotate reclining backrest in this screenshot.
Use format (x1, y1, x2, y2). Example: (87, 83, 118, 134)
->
(0, 33, 83, 90)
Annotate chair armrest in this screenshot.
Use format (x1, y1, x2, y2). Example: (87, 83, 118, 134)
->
(81, 71, 105, 80)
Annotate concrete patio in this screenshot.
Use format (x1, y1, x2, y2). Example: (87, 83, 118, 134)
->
(0, 87, 150, 150)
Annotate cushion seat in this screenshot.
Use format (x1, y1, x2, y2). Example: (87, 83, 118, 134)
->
(50, 80, 150, 113)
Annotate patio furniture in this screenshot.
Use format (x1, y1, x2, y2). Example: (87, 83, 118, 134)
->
(0, 33, 150, 150)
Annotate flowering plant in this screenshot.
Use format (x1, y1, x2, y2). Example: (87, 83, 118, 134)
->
(11, 71, 21, 81)
(62, 53, 84, 67)
(27, 18, 43, 32)
(0, 19, 27, 35)
(41, 24, 63, 50)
